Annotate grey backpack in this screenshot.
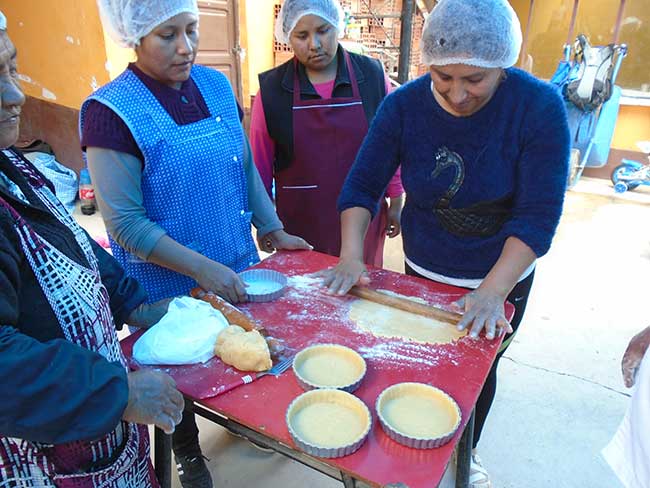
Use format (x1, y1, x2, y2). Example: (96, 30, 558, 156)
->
(565, 34, 616, 112)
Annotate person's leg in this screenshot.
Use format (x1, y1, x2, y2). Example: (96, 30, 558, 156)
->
(172, 408, 200, 454)
(471, 270, 535, 448)
(172, 409, 213, 488)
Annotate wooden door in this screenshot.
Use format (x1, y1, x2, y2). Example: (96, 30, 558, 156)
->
(196, 0, 242, 101)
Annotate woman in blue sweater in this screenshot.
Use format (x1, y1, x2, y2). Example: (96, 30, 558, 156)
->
(325, 0, 570, 486)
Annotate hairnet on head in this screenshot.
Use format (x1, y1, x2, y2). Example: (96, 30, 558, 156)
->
(97, 0, 199, 48)
(420, 0, 522, 68)
(275, 0, 345, 44)
(0, 11, 6, 31)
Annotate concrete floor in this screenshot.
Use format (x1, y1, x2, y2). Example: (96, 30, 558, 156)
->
(76, 177, 650, 488)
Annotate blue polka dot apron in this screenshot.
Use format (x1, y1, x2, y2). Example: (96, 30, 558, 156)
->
(81, 66, 259, 302)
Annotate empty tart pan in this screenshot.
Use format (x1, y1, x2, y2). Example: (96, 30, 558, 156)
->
(239, 269, 287, 302)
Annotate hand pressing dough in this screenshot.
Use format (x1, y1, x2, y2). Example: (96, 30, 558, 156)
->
(349, 290, 466, 344)
(214, 325, 272, 372)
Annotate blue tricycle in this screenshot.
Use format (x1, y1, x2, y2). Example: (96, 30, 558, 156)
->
(611, 141, 650, 193)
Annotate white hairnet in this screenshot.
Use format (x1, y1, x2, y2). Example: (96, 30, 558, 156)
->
(0, 11, 6, 31)
(275, 0, 345, 44)
(420, 0, 522, 68)
(97, 0, 199, 48)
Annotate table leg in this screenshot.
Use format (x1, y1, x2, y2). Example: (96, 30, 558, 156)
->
(341, 472, 357, 488)
(154, 427, 173, 488)
(455, 410, 475, 488)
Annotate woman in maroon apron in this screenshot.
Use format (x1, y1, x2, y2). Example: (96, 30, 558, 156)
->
(250, 0, 404, 267)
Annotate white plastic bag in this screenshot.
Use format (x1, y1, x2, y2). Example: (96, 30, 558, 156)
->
(133, 296, 229, 365)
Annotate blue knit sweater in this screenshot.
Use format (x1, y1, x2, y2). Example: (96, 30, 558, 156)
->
(338, 68, 570, 279)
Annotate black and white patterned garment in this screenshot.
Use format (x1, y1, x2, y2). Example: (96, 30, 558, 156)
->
(0, 149, 157, 488)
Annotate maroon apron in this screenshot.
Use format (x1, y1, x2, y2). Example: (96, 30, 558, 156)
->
(275, 51, 388, 267)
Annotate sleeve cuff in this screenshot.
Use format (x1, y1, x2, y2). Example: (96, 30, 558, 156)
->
(256, 219, 284, 237)
(139, 228, 167, 260)
(337, 195, 381, 219)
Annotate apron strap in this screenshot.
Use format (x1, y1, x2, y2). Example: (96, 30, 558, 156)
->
(343, 50, 361, 99)
(292, 57, 302, 105)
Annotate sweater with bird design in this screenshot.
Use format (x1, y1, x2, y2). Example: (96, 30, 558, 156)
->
(338, 68, 570, 279)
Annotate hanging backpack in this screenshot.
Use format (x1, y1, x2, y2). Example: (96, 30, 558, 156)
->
(565, 34, 617, 112)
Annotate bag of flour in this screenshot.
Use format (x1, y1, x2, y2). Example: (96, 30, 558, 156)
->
(133, 296, 229, 365)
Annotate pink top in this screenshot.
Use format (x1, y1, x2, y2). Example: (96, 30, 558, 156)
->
(250, 74, 404, 198)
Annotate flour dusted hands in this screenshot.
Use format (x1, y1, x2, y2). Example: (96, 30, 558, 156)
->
(257, 229, 312, 253)
(122, 369, 184, 434)
(622, 326, 650, 387)
(454, 288, 513, 340)
(193, 259, 247, 304)
(321, 258, 370, 296)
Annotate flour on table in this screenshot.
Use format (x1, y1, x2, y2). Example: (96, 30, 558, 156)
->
(349, 289, 466, 344)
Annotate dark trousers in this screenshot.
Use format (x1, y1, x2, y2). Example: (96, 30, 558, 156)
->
(404, 263, 535, 448)
(172, 407, 200, 456)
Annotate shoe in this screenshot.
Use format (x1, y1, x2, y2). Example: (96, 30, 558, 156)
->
(174, 450, 213, 488)
(470, 453, 492, 488)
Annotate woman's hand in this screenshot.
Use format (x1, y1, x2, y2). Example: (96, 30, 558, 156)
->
(622, 326, 650, 387)
(257, 229, 312, 253)
(385, 195, 404, 238)
(123, 369, 184, 434)
(320, 258, 370, 296)
(454, 288, 513, 340)
(127, 298, 173, 329)
(193, 259, 247, 304)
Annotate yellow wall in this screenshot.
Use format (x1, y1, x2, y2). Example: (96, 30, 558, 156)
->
(239, 1, 251, 108)
(242, 0, 276, 105)
(612, 105, 650, 151)
(103, 31, 135, 81)
(1, 0, 111, 109)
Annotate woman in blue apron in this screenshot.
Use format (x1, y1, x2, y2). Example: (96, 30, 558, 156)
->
(250, 0, 404, 267)
(323, 1, 570, 487)
(0, 13, 183, 486)
(82, 1, 310, 486)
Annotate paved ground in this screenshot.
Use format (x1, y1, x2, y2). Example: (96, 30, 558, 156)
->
(76, 176, 650, 488)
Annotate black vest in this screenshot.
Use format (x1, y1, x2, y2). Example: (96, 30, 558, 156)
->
(258, 46, 387, 172)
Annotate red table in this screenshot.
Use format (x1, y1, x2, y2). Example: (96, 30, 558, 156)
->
(121, 251, 513, 488)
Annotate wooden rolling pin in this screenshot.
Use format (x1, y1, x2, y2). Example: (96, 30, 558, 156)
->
(349, 286, 463, 326)
(190, 287, 260, 332)
(189, 288, 286, 358)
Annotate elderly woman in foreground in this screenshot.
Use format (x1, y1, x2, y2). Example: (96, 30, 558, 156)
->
(0, 10, 184, 487)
